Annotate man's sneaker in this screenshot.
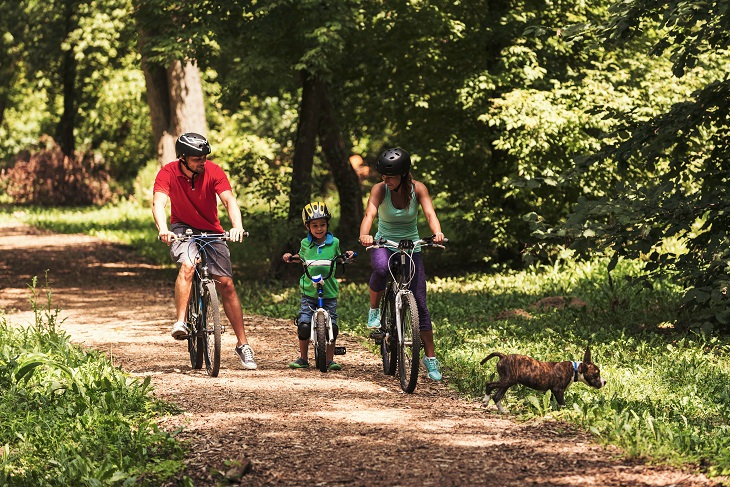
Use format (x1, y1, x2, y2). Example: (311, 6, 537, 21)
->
(422, 357, 442, 381)
(289, 357, 309, 369)
(235, 344, 258, 370)
(367, 308, 381, 329)
(327, 360, 342, 371)
(171, 321, 188, 339)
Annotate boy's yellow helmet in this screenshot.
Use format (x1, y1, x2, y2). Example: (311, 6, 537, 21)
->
(302, 201, 332, 224)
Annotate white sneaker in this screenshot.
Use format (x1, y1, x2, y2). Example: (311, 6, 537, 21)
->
(171, 321, 188, 339)
(235, 344, 258, 370)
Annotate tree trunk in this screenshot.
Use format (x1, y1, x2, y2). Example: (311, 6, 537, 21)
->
(57, 2, 78, 158)
(318, 86, 363, 248)
(140, 58, 208, 167)
(288, 72, 323, 220)
(270, 72, 324, 280)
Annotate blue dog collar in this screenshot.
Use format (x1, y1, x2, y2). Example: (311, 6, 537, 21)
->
(572, 361, 579, 382)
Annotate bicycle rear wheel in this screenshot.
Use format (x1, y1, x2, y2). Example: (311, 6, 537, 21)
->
(314, 311, 328, 373)
(380, 288, 397, 376)
(186, 282, 204, 370)
(201, 281, 222, 377)
(398, 292, 421, 393)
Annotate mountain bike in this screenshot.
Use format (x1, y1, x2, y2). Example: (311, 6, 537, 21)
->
(366, 235, 446, 393)
(166, 229, 248, 377)
(287, 253, 356, 372)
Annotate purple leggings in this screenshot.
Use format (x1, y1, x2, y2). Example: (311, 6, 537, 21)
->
(369, 247, 432, 331)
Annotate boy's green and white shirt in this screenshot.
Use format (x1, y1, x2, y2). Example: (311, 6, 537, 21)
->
(298, 232, 341, 299)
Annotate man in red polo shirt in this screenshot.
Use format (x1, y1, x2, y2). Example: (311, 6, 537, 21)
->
(152, 132, 257, 370)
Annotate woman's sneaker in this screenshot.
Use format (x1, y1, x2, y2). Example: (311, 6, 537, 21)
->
(327, 360, 342, 371)
(235, 344, 258, 370)
(367, 308, 381, 329)
(422, 357, 442, 381)
(289, 357, 309, 369)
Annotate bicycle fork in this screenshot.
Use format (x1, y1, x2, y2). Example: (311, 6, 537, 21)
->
(393, 290, 415, 347)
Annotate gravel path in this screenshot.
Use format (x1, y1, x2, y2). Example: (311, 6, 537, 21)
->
(0, 220, 720, 486)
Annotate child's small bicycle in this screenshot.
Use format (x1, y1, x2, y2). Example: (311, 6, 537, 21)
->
(288, 253, 356, 372)
(366, 235, 446, 393)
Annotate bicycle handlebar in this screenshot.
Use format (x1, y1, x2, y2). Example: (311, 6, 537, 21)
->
(158, 230, 250, 241)
(287, 253, 357, 282)
(365, 235, 448, 251)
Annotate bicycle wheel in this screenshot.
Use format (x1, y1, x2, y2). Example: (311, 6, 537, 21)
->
(201, 281, 222, 377)
(380, 288, 397, 376)
(398, 292, 421, 393)
(314, 311, 328, 373)
(186, 282, 204, 369)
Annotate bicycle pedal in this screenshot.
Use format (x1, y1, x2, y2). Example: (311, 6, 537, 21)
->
(369, 330, 385, 340)
(334, 346, 346, 355)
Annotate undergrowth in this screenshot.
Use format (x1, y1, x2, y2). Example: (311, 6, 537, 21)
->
(0, 277, 185, 486)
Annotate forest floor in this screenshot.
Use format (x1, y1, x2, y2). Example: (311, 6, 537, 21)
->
(0, 219, 723, 486)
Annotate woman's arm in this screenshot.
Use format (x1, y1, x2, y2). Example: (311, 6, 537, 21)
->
(359, 182, 386, 246)
(415, 181, 444, 243)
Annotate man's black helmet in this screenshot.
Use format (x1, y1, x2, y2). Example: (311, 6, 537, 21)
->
(375, 147, 411, 176)
(175, 132, 211, 158)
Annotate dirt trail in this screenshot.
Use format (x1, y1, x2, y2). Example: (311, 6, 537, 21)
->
(0, 220, 720, 486)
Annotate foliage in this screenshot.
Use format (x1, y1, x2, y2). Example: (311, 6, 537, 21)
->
(525, 0, 730, 331)
(1, 137, 115, 206)
(0, 279, 184, 485)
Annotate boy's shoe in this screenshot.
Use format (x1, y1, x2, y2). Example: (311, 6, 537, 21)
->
(327, 360, 342, 371)
(367, 308, 381, 329)
(289, 357, 310, 369)
(235, 344, 258, 370)
(422, 357, 442, 381)
(171, 321, 189, 339)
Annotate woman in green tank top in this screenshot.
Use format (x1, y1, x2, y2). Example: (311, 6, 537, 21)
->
(359, 148, 446, 381)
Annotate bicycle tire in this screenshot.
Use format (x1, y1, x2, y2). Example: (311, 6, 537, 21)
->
(380, 288, 397, 376)
(398, 292, 421, 393)
(186, 282, 204, 369)
(314, 311, 328, 373)
(201, 281, 222, 377)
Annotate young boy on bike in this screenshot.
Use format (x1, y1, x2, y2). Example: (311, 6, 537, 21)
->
(282, 202, 355, 371)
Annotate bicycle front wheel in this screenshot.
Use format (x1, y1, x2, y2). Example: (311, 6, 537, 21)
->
(398, 292, 421, 393)
(380, 289, 397, 376)
(186, 283, 204, 370)
(201, 281, 222, 377)
(314, 311, 328, 373)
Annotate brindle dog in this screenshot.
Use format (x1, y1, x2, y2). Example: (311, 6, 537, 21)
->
(480, 348, 606, 413)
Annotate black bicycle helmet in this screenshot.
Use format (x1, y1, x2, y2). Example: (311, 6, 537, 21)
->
(302, 201, 332, 225)
(375, 147, 411, 176)
(175, 132, 212, 158)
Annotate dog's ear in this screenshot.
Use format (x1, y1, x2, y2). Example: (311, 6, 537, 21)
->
(583, 347, 592, 364)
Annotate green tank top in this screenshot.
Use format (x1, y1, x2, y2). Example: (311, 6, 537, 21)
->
(375, 186, 420, 250)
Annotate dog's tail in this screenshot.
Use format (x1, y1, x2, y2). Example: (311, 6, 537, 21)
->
(480, 352, 505, 365)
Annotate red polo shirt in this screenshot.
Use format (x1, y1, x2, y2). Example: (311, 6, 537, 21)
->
(153, 160, 232, 232)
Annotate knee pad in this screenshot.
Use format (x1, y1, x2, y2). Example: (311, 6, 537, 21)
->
(331, 322, 339, 340)
(297, 321, 311, 341)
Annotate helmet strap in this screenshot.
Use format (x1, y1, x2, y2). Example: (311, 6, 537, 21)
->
(179, 157, 200, 190)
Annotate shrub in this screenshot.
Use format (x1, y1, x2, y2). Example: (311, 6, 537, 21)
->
(0, 137, 114, 206)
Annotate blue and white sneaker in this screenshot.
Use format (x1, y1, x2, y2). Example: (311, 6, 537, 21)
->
(422, 357, 442, 381)
(367, 308, 381, 329)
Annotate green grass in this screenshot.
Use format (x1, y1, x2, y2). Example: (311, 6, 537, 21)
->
(0, 278, 185, 486)
(5, 202, 730, 481)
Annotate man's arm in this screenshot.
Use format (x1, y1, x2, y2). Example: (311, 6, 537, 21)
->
(152, 191, 176, 244)
(218, 190, 245, 241)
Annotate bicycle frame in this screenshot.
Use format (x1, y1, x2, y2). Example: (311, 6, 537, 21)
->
(367, 235, 446, 392)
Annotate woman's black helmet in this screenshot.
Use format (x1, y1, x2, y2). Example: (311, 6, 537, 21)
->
(375, 147, 411, 176)
(175, 132, 211, 158)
